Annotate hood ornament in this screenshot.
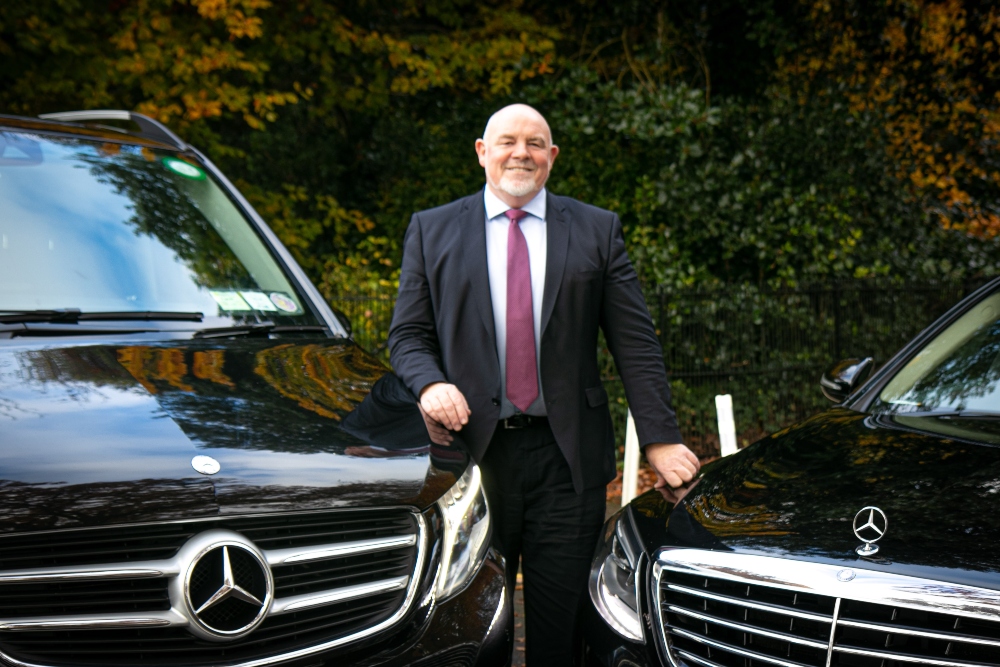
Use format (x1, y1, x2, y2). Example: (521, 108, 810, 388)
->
(853, 506, 887, 556)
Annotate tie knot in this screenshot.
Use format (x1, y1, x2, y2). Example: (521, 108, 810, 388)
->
(504, 209, 529, 224)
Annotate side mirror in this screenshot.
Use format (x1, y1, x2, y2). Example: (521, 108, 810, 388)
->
(820, 357, 874, 403)
(331, 308, 353, 338)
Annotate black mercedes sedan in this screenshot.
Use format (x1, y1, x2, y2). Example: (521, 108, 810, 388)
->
(582, 278, 1000, 667)
(0, 112, 510, 667)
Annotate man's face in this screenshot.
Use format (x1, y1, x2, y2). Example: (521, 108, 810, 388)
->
(476, 107, 559, 201)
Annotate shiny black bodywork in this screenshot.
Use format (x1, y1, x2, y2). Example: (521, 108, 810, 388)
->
(0, 114, 511, 666)
(583, 277, 1000, 667)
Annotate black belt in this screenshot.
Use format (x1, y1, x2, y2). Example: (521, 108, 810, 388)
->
(500, 414, 549, 429)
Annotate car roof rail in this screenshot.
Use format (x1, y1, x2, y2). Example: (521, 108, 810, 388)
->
(38, 110, 187, 150)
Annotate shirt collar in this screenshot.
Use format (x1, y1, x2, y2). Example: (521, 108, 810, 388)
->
(484, 186, 547, 222)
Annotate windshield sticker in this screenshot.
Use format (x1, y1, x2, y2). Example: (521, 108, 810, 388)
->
(240, 291, 277, 311)
(162, 157, 206, 180)
(209, 290, 251, 311)
(269, 292, 300, 313)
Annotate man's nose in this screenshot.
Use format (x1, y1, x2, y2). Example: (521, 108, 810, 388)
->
(511, 140, 530, 158)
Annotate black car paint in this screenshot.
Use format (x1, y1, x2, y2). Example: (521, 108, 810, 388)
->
(0, 338, 464, 531)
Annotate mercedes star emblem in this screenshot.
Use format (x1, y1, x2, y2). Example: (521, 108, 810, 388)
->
(853, 506, 888, 556)
(183, 537, 273, 640)
(191, 455, 221, 475)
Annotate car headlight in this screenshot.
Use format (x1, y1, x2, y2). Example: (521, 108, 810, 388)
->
(435, 463, 491, 600)
(589, 509, 643, 642)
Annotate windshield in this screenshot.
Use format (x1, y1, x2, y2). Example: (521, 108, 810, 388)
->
(871, 288, 1000, 417)
(0, 129, 320, 328)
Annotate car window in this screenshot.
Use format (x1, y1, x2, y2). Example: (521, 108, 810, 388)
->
(0, 130, 319, 325)
(872, 289, 1000, 417)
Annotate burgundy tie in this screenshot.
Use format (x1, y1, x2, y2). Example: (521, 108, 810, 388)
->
(504, 209, 539, 412)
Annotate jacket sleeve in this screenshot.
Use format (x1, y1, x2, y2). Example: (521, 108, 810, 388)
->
(388, 213, 449, 399)
(599, 214, 684, 447)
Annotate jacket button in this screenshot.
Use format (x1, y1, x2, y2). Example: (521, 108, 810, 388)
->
(491, 398, 500, 406)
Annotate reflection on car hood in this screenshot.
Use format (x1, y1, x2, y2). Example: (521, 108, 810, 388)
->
(0, 339, 466, 533)
(630, 408, 1000, 589)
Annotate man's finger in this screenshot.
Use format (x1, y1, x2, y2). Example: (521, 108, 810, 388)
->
(447, 386, 471, 423)
(683, 448, 701, 469)
(675, 456, 698, 477)
(671, 464, 695, 484)
(438, 394, 463, 430)
(662, 470, 684, 488)
(425, 395, 449, 428)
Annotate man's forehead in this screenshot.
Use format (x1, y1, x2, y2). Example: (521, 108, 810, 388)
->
(484, 105, 553, 143)
(494, 128, 549, 142)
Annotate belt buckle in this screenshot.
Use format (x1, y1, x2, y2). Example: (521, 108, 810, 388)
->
(503, 415, 528, 429)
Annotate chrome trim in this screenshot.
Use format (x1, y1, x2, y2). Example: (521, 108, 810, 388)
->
(0, 512, 428, 667)
(668, 625, 815, 667)
(675, 648, 727, 667)
(665, 583, 832, 622)
(824, 597, 840, 667)
(656, 548, 1000, 623)
(0, 610, 186, 631)
(657, 549, 1000, 667)
(835, 646, 986, 667)
(0, 567, 168, 584)
(653, 561, 682, 667)
(837, 618, 1000, 647)
(265, 534, 417, 566)
(270, 576, 410, 615)
(666, 605, 829, 649)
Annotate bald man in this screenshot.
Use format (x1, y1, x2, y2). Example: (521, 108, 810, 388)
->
(389, 104, 698, 665)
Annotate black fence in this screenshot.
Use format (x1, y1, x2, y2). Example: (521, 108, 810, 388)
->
(332, 279, 989, 460)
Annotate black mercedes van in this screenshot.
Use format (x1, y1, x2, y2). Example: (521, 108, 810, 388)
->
(0, 111, 510, 667)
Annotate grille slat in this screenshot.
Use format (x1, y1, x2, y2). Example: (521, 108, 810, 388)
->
(659, 560, 1000, 667)
(0, 509, 422, 667)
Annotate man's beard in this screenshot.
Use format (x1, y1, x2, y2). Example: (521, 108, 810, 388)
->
(498, 172, 538, 198)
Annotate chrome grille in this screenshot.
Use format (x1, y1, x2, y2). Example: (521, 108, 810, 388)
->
(656, 550, 1000, 667)
(0, 508, 426, 667)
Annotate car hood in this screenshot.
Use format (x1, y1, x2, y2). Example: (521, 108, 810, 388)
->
(630, 408, 1000, 589)
(0, 338, 466, 534)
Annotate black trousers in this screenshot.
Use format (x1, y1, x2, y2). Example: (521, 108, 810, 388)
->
(480, 422, 607, 667)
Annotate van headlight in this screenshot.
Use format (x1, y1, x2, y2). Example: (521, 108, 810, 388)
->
(589, 510, 643, 642)
(435, 463, 491, 600)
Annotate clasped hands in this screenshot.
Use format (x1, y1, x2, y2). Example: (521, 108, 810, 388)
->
(418, 382, 701, 489)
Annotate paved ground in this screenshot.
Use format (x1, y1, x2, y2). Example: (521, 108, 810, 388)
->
(509, 500, 621, 666)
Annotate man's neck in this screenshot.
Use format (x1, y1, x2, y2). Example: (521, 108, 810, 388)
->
(486, 183, 543, 210)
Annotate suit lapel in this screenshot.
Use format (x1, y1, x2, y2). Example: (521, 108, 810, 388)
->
(460, 194, 498, 352)
(541, 192, 569, 336)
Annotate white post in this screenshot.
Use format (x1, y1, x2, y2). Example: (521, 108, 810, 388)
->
(622, 409, 641, 505)
(715, 394, 738, 457)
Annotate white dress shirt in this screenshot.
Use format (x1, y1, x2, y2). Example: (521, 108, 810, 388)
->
(484, 186, 547, 417)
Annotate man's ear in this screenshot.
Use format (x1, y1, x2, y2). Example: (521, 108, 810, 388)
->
(549, 144, 559, 163)
(475, 138, 487, 168)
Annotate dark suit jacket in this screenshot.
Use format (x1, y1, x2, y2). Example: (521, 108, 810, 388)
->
(388, 190, 682, 492)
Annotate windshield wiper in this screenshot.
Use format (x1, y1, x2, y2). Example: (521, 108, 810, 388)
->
(0, 309, 203, 324)
(193, 322, 327, 339)
(899, 410, 1000, 421)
